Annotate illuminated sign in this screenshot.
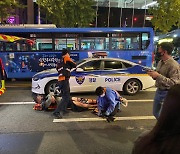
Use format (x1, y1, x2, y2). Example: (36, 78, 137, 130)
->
(145, 15, 153, 21)
(158, 38, 173, 44)
(7, 16, 15, 24)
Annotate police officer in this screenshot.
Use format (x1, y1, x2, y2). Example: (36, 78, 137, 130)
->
(53, 49, 76, 118)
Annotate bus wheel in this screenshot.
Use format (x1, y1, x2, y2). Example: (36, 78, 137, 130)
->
(123, 79, 141, 95)
(45, 80, 58, 95)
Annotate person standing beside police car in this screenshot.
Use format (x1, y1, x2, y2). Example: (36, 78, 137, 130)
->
(53, 49, 76, 119)
(147, 42, 180, 119)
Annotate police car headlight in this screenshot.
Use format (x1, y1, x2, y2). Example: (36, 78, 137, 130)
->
(33, 76, 40, 81)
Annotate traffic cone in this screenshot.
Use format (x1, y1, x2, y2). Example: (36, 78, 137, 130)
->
(1, 80, 5, 90)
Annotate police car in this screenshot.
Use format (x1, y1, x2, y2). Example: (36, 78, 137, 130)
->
(32, 58, 155, 95)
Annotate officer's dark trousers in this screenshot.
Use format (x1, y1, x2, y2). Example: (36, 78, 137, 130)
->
(54, 79, 70, 114)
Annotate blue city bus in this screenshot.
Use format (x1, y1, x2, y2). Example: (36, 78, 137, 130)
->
(0, 26, 154, 79)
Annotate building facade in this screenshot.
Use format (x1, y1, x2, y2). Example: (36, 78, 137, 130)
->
(11, 0, 154, 27)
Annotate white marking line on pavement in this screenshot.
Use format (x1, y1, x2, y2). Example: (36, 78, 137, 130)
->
(143, 88, 157, 92)
(0, 102, 35, 105)
(0, 99, 153, 105)
(53, 116, 155, 123)
(128, 99, 153, 102)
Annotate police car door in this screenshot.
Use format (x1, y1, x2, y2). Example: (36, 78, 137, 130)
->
(70, 60, 103, 92)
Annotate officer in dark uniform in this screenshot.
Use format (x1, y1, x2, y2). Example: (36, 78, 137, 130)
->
(53, 49, 76, 118)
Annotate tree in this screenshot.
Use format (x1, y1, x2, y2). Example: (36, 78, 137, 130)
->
(37, 0, 96, 27)
(149, 0, 180, 33)
(0, 0, 24, 23)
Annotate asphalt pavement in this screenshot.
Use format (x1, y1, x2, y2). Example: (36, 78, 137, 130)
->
(0, 80, 156, 154)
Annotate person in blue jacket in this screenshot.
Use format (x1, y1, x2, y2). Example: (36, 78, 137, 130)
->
(95, 86, 127, 122)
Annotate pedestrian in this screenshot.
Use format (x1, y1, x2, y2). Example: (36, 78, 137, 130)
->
(0, 58, 5, 95)
(147, 42, 180, 119)
(95, 86, 128, 122)
(132, 84, 180, 154)
(53, 49, 76, 118)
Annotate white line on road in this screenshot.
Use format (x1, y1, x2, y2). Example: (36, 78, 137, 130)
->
(0, 99, 153, 105)
(0, 102, 35, 105)
(143, 87, 157, 91)
(128, 99, 153, 102)
(53, 116, 155, 123)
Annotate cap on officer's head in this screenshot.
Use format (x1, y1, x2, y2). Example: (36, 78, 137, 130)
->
(62, 48, 70, 56)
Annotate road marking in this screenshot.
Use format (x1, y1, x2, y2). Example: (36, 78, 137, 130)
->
(0, 99, 153, 105)
(0, 102, 35, 105)
(143, 87, 157, 91)
(128, 99, 153, 102)
(53, 116, 155, 123)
(6, 84, 31, 88)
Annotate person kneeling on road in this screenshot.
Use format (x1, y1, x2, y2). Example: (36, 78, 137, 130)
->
(95, 86, 128, 122)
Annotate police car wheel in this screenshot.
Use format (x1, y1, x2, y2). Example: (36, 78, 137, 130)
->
(123, 79, 141, 95)
(45, 80, 58, 95)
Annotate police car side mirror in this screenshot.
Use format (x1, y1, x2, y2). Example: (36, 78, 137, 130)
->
(76, 68, 84, 72)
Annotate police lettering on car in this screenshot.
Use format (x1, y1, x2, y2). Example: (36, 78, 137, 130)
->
(105, 77, 121, 82)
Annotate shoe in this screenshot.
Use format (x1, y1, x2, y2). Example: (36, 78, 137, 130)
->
(52, 112, 63, 119)
(91, 110, 98, 115)
(106, 116, 115, 123)
(63, 110, 69, 114)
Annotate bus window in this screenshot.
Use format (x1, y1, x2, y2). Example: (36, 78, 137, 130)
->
(112, 38, 124, 50)
(142, 33, 150, 50)
(81, 38, 95, 50)
(38, 43, 52, 51)
(5, 42, 16, 51)
(36, 39, 53, 51)
(131, 37, 139, 50)
(55, 38, 77, 50)
(112, 33, 140, 50)
(95, 38, 105, 50)
(81, 37, 108, 50)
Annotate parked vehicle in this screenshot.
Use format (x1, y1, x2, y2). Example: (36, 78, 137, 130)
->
(32, 58, 155, 95)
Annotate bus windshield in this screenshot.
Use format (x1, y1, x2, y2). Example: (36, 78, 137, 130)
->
(0, 27, 154, 79)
